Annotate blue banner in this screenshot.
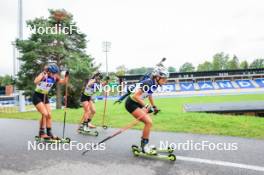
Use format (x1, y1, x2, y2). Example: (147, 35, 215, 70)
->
(179, 82, 195, 91)
(235, 80, 255, 88)
(216, 80, 234, 89)
(197, 81, 215, 90)
(255, 79, 264, 88)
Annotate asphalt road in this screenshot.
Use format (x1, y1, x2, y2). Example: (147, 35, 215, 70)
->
(0, 119, 263, 175)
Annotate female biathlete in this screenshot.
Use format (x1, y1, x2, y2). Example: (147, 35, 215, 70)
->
(125, 67, 169, 153)
(33, 64, 69, 139)
(78, 72, 107, 132)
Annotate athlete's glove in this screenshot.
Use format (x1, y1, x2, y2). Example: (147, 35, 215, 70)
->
(143, 104, 151, 113)
(105, 76, 110, 81)
(152, 105, 160, 115)
(143, 104, 155, 114)
(65, 71, 70, 77)
(42, 71, 47, 76)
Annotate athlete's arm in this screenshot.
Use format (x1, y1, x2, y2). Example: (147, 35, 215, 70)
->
(102, 76, 110, 86)
(57, 71, 69, 84)
(87, 79, 96, 87)
(57, 75, 68, 84)
(148, 95, 155, 107)
(34, 72, 46, 85)
(148, 94, 159, 113)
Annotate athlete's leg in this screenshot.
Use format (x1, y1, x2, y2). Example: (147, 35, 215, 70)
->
(45, 103, 52, 128)
(131, 108, 152, 139)
(88, 100, 96, 128)
(45, 103, 55, 137)
(80, 101, 91, 130)
(89, 100, 96, 119)
(131, 107, 153, 152)
(35, 102, 49, 138)
(83, 101, 91, 121)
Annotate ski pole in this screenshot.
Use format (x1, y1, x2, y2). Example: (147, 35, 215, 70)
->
(41, 71, 48, 132)
(82, 109, 159, 155)
(156, 57, 166, 67)
(102, 91, 108, 129)
(62, 72, 68, 139)
(102, 77, 109, 129)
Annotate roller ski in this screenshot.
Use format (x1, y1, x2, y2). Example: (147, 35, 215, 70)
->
(131, 144, 176, 161)
(35, 135, 71, 144)
(35, 130, 71, 144)
(77, 125, 99, 137)
(132, 138, 175, 161)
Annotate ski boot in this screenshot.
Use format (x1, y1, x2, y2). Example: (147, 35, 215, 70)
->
(47, 128, 71, 143)
(141, 138, 157, 155)
(35, 129, 52, 143)
(131, 138, 176, 161)
(78, 122, 99, 136)
(35, 128, 70, 144)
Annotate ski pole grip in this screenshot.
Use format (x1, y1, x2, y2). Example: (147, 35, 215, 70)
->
(65, 70, 70, 77)
(154, 109, 160, 115)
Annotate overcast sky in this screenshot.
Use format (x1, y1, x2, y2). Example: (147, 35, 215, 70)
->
(1, 0, 264, 75)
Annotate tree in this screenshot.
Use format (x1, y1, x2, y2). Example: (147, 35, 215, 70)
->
(168, 66, 176, 72)
(240, 60, 249, 69)
(116, 65, 127, 76)
(249, 59, 264, 69)
(16, 9, 96, 108)
(179, 62, 195, 72)
(212, 52, 229, 70)
(227, 55, 240, 70)
(0, 75, 14, 86)
(65, 55, 97, 108)
(197, 61, 213, 71)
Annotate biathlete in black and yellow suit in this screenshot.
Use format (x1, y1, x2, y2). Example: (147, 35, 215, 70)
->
(33, 64, 69, 139)
(78, 72, 108, 131)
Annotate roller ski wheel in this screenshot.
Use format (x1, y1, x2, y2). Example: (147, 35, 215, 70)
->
(48, 133, 71, 143)
(102, 125, 108, 129)
(78, 128, 99, 137)
(62, 137, 71, 143)
(131, 145, 176, 162)
(168, 154, 176, 161)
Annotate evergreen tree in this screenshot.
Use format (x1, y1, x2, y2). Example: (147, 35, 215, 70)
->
(16, 9, 97, 108)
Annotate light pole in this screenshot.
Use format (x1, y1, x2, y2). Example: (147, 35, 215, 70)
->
(11, 42, 16, 78)
(102, 41, 111, 76)
(18, 0, 23, 69)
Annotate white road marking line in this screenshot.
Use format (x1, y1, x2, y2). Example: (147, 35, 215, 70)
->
(177, 156, 264, 172)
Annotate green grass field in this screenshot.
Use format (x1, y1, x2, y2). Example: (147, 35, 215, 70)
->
(1, 94, 264, 139)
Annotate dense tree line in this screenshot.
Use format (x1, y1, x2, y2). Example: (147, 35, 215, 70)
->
(116, 52, 264, 75)
(180, 52, 263, 72)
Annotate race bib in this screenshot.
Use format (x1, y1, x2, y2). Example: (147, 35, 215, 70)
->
(35, 77, 55, 94)
(84, 86, 95, 96)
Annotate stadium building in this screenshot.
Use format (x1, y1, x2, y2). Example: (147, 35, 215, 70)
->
(118, 68, 264, 116)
